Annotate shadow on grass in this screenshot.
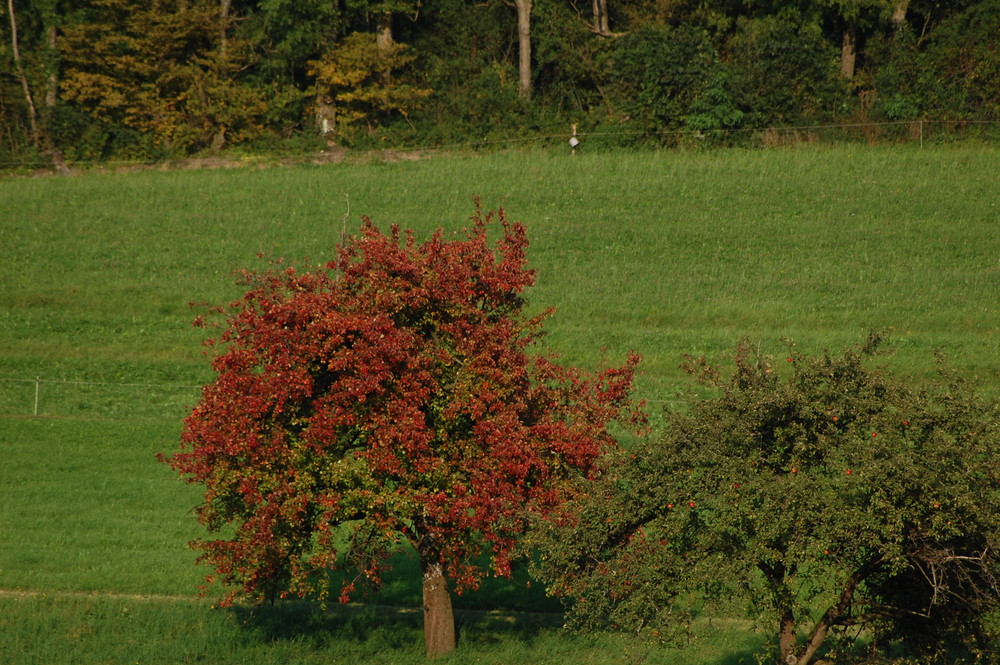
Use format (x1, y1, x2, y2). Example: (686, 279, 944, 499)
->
(229, 555, 768, 663)
(227, 600, 573, 665)
(231, 599, 564, 645)
(340, 550, 564, 614)
(228, 552, 571, 659)
(232, 601, 424, 652)
(231, 598, 775, 665)
(455, 605, 566, 647)
(705, 651, 768, 665)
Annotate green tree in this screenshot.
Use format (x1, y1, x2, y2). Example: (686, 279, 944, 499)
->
(4, 0, 994, 158)
(533, 333, 1000, 665)
(597, 23, 716, 134)
(5, 0, 40, 147)
(405, 0, 528, 141)
(725, 10, 847, 126)
(240, 0, 344, 82)
(1, 0, 68, 165)
(820, 0, 897, 78)
(236, 0, 346, 136)
(913, 0, 1000, 120)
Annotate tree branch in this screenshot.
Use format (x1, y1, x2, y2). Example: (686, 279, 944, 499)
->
(799, 555, 883, 665)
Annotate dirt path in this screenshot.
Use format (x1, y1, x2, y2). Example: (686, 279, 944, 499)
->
(0, 587, 202, 603)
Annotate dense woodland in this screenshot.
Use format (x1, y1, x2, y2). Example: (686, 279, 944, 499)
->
(1, 0, 998, 165)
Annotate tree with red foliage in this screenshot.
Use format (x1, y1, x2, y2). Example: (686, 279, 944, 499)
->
(162, 205, 641, 658)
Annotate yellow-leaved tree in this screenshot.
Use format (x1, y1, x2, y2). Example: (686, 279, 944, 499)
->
(308, 31, 431, 144)
(60, 0, 266, 153)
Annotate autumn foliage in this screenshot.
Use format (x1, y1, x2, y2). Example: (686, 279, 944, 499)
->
(162, 205, 640, 656)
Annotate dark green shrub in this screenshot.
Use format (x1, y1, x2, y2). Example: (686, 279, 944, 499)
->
(868, 0, 1000, 123)
(532, 333, 1000, 665)
(725, 11, 848, 126)
(598, 23, 721, 139)
(866, 25, 925, 121)
(919, 0, 1000, 120)
(683, 70, 745, 139)
(49, 105, 160, 163)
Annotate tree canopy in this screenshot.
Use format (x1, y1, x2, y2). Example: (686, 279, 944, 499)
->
(2, 0, 998, 164)
(531, 333, 1000, 665)
(162, 205, 642, 657)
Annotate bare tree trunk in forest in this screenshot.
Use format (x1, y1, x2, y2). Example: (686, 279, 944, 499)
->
(892, 0, 910, 26)
(840, 27, 857, 79)
(316, 95, 337, 143)
(592, 0, 609, 35)
(7, 0, 39, 146)
(514, 0, 532, 99)
(375, 11, 394, 98)
(211, 0, 234, 151)
(376, 12, 393, 53)
(420, 554, 456, 658)
(219, 0, 232, 60)
(42, 21, 69, 172)
(44, 25, 57, 110)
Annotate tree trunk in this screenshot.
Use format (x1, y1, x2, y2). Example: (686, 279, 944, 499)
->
(798, 557, 882, 665)
(219, 0, 232, 61)
(421, 559, 456, 658)
(43, 20, 70, 172)
(592, 0, 609, 35)
(514, 0, 532, 100)
(44, 24, 58, 110)
(376, 13, 393, 53)
(840, 27, 857, 79)
(375, 12, 394, 91)
(7, 0, 39, 146)
(760, 562, 802, 665)
(891, 0, 910, 26)
(316, 94, 337, 142)
(778, 609, 800, 665)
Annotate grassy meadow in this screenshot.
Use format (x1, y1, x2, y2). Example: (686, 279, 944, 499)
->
(2, 144, 999, 663)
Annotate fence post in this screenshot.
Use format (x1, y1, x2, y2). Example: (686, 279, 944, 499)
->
(34, 376, 40, 417)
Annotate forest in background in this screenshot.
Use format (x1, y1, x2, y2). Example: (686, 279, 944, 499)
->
(1, 0, 998, 167)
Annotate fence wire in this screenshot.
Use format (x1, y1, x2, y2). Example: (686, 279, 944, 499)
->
(1, 119, 997, 173)
(0, 377, 684, 425)
(0, 377, 202, 420)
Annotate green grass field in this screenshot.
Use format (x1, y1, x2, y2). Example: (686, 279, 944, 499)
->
(2, 144, 999, 663)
